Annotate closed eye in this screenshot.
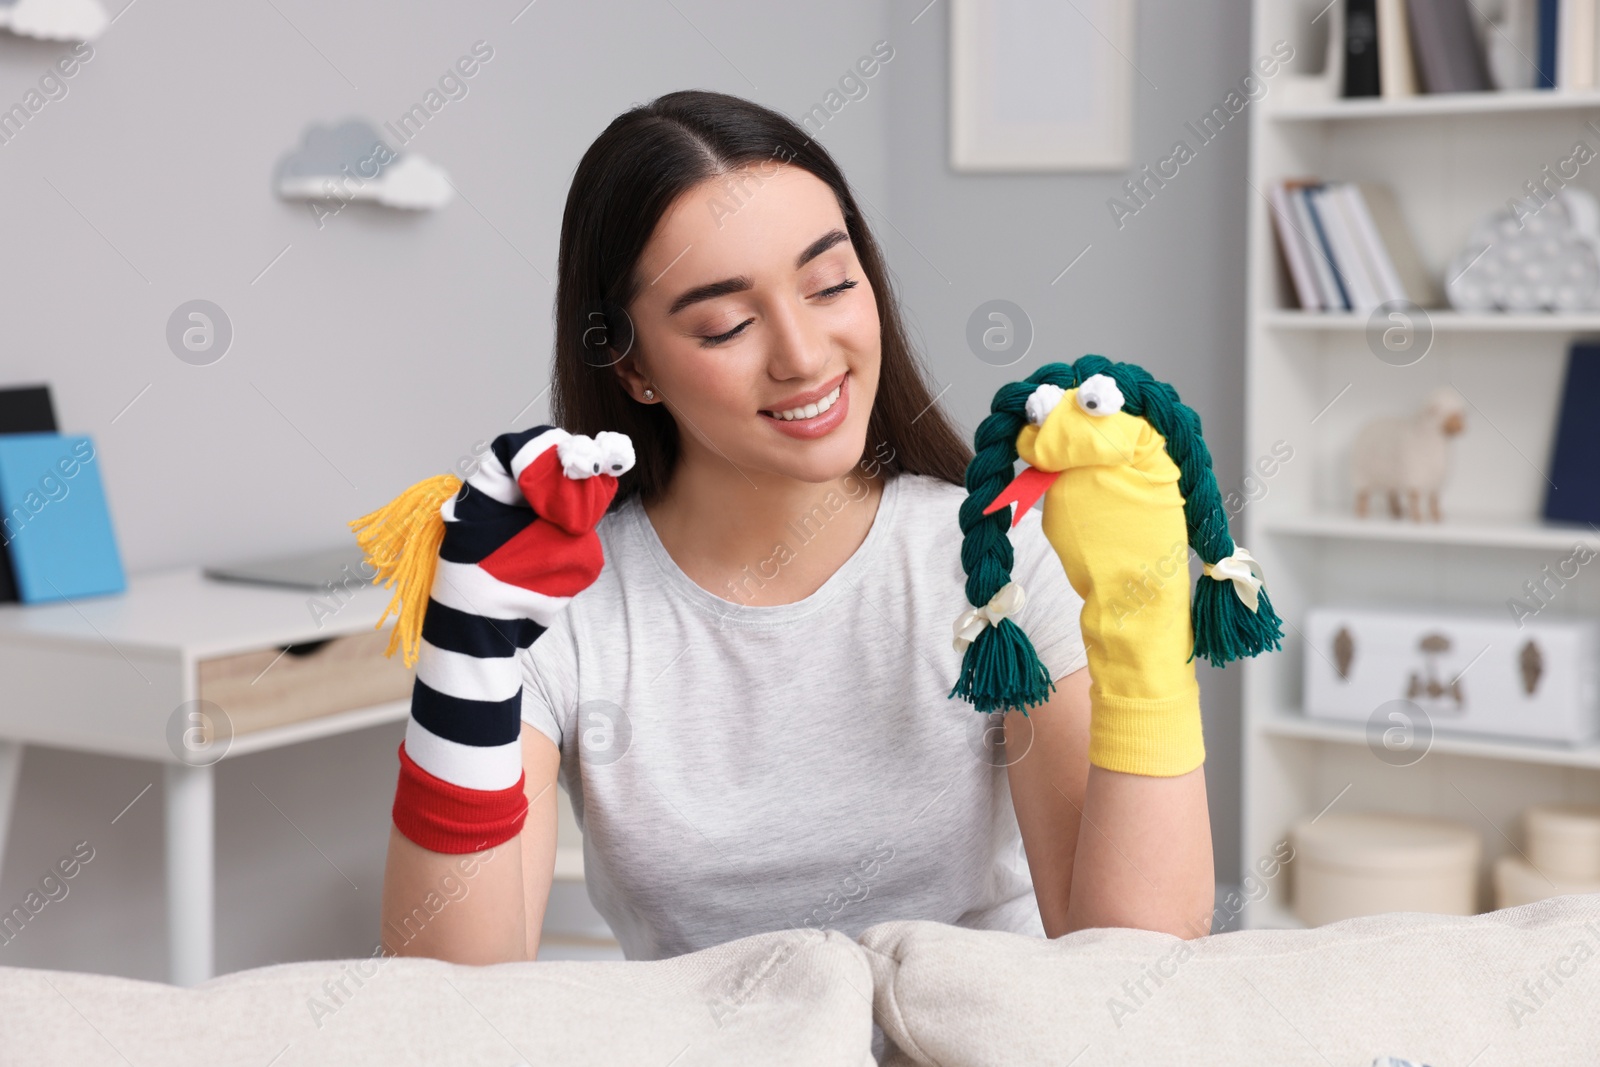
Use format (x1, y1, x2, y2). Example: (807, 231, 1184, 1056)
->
(700, 318, 752, 347)
(697, 278, 859, 348)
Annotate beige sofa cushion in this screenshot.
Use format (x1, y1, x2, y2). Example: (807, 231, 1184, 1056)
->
(860, 894, 1600, 1067)
(0, 926, 877, 1066)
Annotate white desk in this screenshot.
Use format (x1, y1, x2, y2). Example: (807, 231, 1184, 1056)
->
(0, 567, 409, 985)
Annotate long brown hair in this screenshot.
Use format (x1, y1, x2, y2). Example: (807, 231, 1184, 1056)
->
(551, 89, 971, 509)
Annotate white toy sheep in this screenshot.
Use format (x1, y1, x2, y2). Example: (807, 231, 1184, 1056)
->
(1350, 385, 1467, 522)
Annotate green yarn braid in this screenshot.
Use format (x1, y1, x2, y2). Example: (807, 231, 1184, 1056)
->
(948, 356, 1285, 716)
(948, 362, 1076, 716)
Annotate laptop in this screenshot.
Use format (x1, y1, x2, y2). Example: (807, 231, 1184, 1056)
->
(204, 545, 377, 592)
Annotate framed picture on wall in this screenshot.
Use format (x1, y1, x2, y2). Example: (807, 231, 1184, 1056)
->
(950, 0, 1136, 172)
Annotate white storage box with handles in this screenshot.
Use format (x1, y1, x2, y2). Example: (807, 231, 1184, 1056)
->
(1303, 604, 1600, 744)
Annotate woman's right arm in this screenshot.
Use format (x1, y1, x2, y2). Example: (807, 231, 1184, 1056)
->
(378, 723, 562, 963)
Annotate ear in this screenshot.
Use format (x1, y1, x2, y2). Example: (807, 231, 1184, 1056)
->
(610, 356, 653, 403)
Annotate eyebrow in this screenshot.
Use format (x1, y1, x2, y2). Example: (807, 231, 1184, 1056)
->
(666, 228, 851, 316)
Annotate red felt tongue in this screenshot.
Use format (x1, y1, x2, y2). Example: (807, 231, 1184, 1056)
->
(982, 465, 1061, 528)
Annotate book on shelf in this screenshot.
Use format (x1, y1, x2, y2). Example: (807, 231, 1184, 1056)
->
(1340, 183, 1405, 301)
(1269, 179, 1436, 312)
(1407, 0, 1493, 92)
(1314, 184, 1385, 309)
(1269, 184, 1324, 311)
(1344, 0, 1382, 96)
(1543, 340, 1600, 525)
(1331, 0, 1600, 96)
(1297, 182, 1352, 309)
(0, 383, 58, 604)
(1377, 0, 1421, 97)
(1352, 182, 1441, 305)
(1560, 0, 1599, 88)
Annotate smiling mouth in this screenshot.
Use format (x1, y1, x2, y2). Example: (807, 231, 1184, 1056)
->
(761, 375, 846, 421)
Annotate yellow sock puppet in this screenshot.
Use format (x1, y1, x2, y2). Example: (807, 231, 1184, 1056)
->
(949, 356, 1282, 777)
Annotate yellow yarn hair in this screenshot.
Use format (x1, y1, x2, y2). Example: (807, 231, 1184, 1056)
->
(348, 473, 462, 669)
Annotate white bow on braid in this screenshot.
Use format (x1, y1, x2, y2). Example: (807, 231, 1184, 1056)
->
(1202, 547, 1265, 612)
(952, 581, 1026, 653)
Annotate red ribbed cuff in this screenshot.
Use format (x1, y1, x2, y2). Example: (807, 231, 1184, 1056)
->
(392, 740, 528, 854)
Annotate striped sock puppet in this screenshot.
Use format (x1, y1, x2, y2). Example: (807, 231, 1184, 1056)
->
(349, 425, 635, 854)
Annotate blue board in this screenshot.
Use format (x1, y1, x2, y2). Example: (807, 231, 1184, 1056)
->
(0, 433, 125, 602)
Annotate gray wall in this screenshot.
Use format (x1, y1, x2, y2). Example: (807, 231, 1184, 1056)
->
(0, 0, 1251, 980)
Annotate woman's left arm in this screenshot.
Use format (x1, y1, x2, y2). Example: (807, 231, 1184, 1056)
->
(1005, 665, 1215, 940)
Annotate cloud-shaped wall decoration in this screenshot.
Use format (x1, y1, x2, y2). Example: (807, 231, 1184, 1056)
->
(0, 0, 108, 40)
(1446, 188, 1600, 312)
(274, 119, 453, 211)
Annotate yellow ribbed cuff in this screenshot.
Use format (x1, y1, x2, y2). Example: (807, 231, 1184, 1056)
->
(1087, 683, 1205, 777)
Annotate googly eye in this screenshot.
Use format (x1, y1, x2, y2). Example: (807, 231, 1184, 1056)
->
(1074, 374, 1125, 417)
(1024, 384, 1066, 426)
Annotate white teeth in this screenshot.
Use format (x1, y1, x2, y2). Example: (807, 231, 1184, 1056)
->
(770, 383, 841, 421)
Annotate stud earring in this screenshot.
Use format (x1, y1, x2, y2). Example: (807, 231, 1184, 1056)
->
(643, 388, 655, 401)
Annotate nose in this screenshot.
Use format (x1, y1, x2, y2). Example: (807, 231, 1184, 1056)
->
(762, 290, 832, 382)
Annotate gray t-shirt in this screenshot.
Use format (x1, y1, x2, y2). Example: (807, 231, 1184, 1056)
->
(519, 470, 1089, 961)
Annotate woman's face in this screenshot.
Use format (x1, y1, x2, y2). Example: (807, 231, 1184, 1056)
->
(616, 163, 881, 486)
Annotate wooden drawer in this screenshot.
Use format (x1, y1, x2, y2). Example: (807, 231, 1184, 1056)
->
(197, 628, 414, 736)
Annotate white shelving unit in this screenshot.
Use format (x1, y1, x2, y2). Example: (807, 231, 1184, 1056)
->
(1241, 4, 1600, 928)
(1264, 309, 1600, 332)
(1271, 85, 1600, 120)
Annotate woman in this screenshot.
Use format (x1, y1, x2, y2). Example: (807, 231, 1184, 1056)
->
(379, 89, 1214, 966)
